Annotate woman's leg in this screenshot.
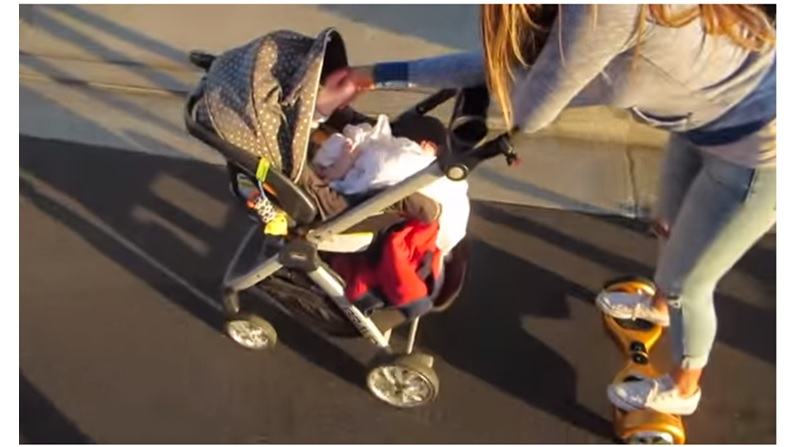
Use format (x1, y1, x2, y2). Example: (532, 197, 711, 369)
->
(608, 134, 776, 415)
(596, 134, 702, 323)
(654, 153, 776, 388)
(656, 134, 705, 237)
(648, 134, 706, 314)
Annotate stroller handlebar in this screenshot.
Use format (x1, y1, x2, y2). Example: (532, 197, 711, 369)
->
(438, 131, 520, 181)
(393, 84, 520, 178)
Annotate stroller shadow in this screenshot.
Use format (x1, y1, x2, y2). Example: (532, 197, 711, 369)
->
(20, 372, 94, 444)
(20, 136, 367, 391)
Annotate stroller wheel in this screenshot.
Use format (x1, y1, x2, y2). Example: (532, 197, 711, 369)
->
(623, 431, 675, 444)
(224, 313, 278, 350)
(366, 353, 439, 408)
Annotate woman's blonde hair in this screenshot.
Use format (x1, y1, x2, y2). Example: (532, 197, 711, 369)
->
(480, 4, 776, 129)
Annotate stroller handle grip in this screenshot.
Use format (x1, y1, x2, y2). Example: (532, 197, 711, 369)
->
(440, 129, 522, 180)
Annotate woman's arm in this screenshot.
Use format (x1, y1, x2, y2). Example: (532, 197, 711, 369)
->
(370, 51, 486, 89)
(329, 5, 639, 120)
(316, 53, 481, 114)
(510, 4, 640, 132)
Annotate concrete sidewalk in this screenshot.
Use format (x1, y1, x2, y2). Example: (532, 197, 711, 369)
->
(20, 4, 669, 217)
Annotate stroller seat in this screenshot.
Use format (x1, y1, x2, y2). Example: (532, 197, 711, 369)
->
(187, 92, 442, 255)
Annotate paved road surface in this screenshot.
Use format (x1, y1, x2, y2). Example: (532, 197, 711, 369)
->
(20, 136, 775, 443)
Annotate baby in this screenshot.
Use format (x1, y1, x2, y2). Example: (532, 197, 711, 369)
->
(311, 114, 446, 196)
(309, 101, 467, 256)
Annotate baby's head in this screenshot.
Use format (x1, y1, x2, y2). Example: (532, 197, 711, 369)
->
(391, 115, 448, 156)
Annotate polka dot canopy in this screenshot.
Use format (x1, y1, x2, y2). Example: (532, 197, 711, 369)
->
(199, 29, 334, 182)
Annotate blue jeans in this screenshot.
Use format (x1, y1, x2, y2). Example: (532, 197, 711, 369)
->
(654, 133, 776, 370)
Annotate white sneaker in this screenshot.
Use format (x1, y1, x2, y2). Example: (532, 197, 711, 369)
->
(607, 375, 701, 416)
(595, 291, 670, 327)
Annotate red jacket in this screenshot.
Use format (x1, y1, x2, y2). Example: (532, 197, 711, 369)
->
(331, 220, 442, 318)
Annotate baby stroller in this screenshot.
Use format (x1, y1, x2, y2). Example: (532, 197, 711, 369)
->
(183, 28, 520, 408)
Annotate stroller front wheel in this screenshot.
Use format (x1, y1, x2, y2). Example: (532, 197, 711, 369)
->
(366, 353, 440, 408)
(224, 313, 278, 350)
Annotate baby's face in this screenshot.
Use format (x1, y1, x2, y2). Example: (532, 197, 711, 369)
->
(419, 140, 438, 155)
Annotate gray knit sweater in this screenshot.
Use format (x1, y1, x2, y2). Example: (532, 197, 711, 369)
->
(373, 4, 776, 166)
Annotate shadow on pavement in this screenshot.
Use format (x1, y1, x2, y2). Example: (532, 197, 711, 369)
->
(20, 372, 93, 444)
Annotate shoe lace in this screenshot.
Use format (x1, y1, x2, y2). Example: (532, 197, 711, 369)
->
(647, 377, 676, 403)
(632, 301, 645, 319)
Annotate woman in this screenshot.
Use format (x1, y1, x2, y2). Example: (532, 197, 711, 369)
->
(316, 4, 776, 416)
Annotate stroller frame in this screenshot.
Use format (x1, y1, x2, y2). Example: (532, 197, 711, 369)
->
(221, 155, 456, 349)
(185, 50, 520, 407)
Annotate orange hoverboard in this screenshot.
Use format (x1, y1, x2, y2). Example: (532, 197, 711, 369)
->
(601, 277, 686, 444)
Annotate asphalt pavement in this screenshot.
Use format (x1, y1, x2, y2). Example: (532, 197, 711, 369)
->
(20, 136, 776, 443)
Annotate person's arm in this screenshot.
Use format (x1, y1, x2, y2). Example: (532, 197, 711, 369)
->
(510, 4, 640, 132)
(370, 51, 485, 89)
(316, 52, 483, 111)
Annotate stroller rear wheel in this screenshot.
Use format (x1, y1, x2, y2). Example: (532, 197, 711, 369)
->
(366, 353, 439, 408)
(225, 313, 278, 350)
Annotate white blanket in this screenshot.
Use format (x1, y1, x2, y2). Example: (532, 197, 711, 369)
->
(313, 115, 469, 253)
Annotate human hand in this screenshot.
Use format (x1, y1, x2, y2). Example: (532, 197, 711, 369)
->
(321, 140, 357, 182)
(315, 66, 375, 117)
(346, 65, 375, 91)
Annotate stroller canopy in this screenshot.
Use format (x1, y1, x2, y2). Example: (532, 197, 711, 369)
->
(198, 28, 347, 181)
